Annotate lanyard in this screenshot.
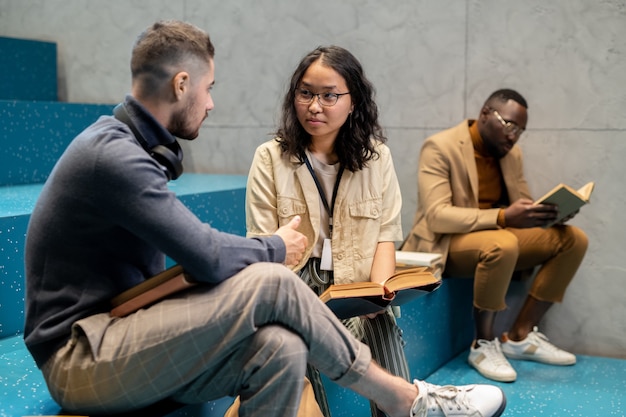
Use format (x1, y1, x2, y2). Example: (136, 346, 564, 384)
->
(304, 157, 345, 237)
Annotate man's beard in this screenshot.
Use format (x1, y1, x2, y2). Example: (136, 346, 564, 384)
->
(169, 100, 202, 140)
(484, 139, 506, 159)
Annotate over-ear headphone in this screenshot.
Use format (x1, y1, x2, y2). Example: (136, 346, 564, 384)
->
(113, 103, 183, 180)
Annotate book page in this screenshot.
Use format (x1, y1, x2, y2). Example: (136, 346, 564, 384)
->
(383, 268, 438, 293)
(319, 282, 385, 302)
(577, 181, 595, 201)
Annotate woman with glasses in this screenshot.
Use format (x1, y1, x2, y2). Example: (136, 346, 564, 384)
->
(245, 45, 409, 417)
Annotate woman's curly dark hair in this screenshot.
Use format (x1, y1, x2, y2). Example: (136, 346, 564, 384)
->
(276, 45, 386, 172)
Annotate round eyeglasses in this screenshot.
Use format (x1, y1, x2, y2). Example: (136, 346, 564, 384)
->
(295, 88, 350, 107)
(493, 109, 525, 137)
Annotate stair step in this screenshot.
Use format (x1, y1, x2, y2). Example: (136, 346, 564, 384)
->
(0, 100, 115, 186)
(0, 37, 58, 101)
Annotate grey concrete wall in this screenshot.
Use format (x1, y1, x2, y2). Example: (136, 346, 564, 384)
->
(1, 0, 624, 359)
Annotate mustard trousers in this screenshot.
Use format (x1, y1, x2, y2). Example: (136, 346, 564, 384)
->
(444, 225, 588, 311)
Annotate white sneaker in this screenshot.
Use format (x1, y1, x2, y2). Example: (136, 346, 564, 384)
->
(501, 326, 576, 365)
(411, 379, 506, 417)
(468, 339, 517, 382)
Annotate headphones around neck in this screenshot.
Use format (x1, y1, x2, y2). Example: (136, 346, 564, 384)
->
(113, 103, 183, 180)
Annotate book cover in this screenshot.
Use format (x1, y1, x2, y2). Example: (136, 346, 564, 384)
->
(110, 264, 197, 317)
(319, 267, 441, 319)
(534, 181, 594, 227)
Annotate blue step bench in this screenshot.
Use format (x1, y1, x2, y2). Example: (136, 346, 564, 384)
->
(0, 173, 476, 417)
(0, 37, 58, 102)
(0, 100, 116, 187)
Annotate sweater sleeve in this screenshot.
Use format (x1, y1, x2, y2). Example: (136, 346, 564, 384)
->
(93, 128, 286, 284)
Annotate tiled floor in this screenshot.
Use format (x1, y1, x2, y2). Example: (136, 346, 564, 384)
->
(427, 351, 626, 416)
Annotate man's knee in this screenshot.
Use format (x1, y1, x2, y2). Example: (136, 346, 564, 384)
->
(242, 262, 303, 286)
(565, 225, 589, 254)
(250, 325, 307, 376)
(482, 230, 519, 264)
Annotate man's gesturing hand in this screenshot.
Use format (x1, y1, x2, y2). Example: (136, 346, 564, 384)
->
(274, 216, 308, 267)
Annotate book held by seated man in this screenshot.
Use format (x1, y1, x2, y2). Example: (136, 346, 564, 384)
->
(534, 181, 595, 228)
(110, 264, 197, 317)
(319, 266, 441, 319)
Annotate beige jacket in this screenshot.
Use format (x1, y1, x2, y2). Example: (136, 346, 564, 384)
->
(246, 138, 403, 284)
(402, 120, 532, 268)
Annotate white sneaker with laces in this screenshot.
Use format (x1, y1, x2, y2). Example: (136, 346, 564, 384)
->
(468, 338, 517, 382)
(501, 326, 576, 365)
(410, 379, 506, 417)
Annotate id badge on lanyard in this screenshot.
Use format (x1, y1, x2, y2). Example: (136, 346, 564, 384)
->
(305, 157, 344, 271)
(320, 238, 333, 271)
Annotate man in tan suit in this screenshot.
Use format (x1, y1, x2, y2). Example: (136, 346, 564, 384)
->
(401, 89, 588, 382)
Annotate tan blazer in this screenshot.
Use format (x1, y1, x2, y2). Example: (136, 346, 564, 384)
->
(402, 120, 532, 268)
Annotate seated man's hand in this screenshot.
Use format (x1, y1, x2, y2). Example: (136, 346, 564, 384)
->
(274, 216, 308, 267)
(559, 209, 579, 224)
(504, 198, 559, 228)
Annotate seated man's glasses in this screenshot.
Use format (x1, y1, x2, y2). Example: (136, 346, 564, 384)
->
(493, 109, 525, 137)
(295, 88, 350, 107)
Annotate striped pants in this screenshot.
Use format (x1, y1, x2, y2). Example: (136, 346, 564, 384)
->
(299, 259, 411, 417)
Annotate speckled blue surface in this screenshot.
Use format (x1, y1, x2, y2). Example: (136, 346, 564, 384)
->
(2, 332, 624, 416)
(0, 37, 57, 101)
(427, 350, 626, 416)
(0, 100, 115, 187)
(0, 335, 235, 417)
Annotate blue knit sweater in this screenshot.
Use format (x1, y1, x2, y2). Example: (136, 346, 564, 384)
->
(24, 96, 285, 367)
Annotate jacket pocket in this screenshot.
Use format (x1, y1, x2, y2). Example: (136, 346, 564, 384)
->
(348, 198, 382, 259)
(277, 198, 307, 220)
(349, 199, 383, 220)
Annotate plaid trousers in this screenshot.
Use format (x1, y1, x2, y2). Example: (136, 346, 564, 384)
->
(41, 262, 372, 417)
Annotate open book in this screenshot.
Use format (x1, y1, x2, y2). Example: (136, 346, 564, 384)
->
(319, 267, 441, 319)
(534, 181, 594, 228)
(110, 264, 197, 317)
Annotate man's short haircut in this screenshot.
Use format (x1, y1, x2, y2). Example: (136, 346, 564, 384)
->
(485, 88, 528, 109)
(131, 20, 215, 96)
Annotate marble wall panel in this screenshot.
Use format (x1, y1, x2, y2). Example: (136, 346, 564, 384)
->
(514, 130, 626, 358)
(180, 125, 276, 175)
(187, 0, 467, 129)
(467, 0, 626, 129)
(0, 0, 185, 103)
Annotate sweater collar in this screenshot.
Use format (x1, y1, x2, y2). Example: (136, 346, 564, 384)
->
(468, 119, 491, 158)
(122, 95, 177, 149)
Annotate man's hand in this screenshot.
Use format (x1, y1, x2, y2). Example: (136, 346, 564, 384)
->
(504, 198, 559, 228)
(559, 209, 579, 224)
(274, 216, 308, 267)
